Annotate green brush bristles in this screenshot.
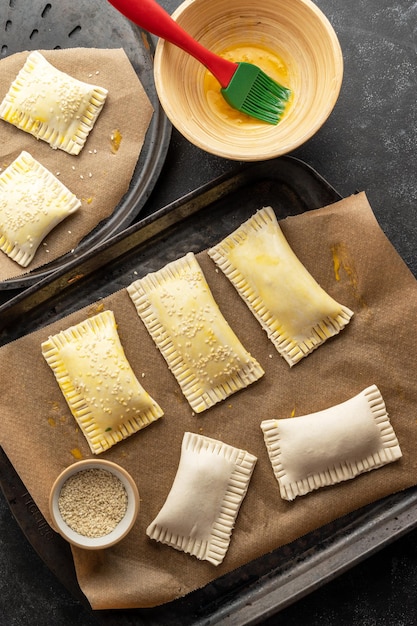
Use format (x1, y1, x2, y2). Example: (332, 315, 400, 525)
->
(221, 62, 291, 125)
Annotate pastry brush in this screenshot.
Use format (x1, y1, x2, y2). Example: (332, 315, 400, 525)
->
(108, 0, 291, 125)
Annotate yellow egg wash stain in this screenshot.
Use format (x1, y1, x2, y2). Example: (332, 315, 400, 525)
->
(88, 301, 105, 316)
(331, 243, 370, 314)
(203, 43, 293, 124)
(331, 243, 358, 287)
(70, 448, 83, 460)
(110, 129, 122, 153)
(47, 400, 62, 427)
(332, 246, 342, 281)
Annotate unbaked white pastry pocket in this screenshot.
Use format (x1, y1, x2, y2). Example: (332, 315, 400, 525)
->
(146, 432, 257, 565)
(261, 385, 402, 500)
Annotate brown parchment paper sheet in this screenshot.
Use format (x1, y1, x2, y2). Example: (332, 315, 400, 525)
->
(1, 192, 417, 609)
(0, 47, 153, 280)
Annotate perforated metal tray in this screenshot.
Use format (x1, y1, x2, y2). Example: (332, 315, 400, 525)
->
(0, 0, 171, 289)
(1, 158, 417, 625)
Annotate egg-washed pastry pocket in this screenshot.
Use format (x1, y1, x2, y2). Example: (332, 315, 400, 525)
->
(0, 51, 108, 155)
(41, 309, 164, 454)
(146, 432, 257, 565)
(208, 206, 353, 366)
(261, 385, 402, 501)
(127, 252, 265, 413)
(0, 151, 81, 267)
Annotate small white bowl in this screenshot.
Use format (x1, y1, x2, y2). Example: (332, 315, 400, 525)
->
(49, 459, 139, 550)
(154, 0, 343, 160)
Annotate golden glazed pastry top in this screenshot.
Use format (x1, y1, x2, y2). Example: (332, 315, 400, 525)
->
(41, 310, 163, 454)
(0, 51, 108, 155)
(0, 151, 80, 267)
(208, 206, 353, 365)
(127, 252, 264, 412)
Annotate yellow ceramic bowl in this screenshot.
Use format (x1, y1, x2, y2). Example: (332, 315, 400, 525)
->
(49, 459, 140, 550)
(154, 0, 343, 161)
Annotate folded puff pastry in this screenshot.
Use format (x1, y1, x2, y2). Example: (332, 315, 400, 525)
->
(0, 151, 81, 267)
(41, 310, 163, 454)
(127, 252, 264, 413)
(208, 206, 354, 366)
(261, 385, 402, 500)
(0, 51, 108, 155)
(146, 432, 257, 565)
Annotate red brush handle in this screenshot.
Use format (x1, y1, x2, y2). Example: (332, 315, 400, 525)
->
(107, 0, 237, 87)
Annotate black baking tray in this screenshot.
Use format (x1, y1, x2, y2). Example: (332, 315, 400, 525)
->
(1, 157, 417, 625)
(0, 0, 171, 289)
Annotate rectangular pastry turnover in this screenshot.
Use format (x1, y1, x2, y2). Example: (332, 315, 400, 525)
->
(147, 432, 257, 565)
(0, 51, 108, 155)
(208, 206, 354, 366)
(0, 151, 80, 267)
(127, 252, 264, 413)
(261, 385, 402, 500)
(41, 310, 163, 454)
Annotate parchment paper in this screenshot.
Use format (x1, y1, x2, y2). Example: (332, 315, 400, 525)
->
(1, 192, 417, 609)
(0, 47, 153, 280)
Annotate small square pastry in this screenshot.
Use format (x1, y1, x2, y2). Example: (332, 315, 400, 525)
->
(0, 51, 108, 155)
(146, 432, 257, 565)
(261, 385, 402, 500)
(127, 252, 264, 413)
(0, 151, 81, 267)
(208, 206, 354, 366)
(41, 310, 164, 454)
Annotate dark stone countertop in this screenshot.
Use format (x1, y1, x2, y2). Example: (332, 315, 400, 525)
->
(1, 0, 416, 624)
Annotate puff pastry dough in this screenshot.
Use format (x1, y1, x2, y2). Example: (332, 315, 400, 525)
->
(261, 385, 402, 500)
(127, 252, 264, 413)
(208, 206, 354, 366)
(146, 432, 257, 565)
(0, 151, 81, 267)
(0, 51, 108, 155)
(41, 310, 163, 454)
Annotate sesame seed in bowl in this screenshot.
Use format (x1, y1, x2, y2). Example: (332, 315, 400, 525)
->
(49, 459, 140, 549)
